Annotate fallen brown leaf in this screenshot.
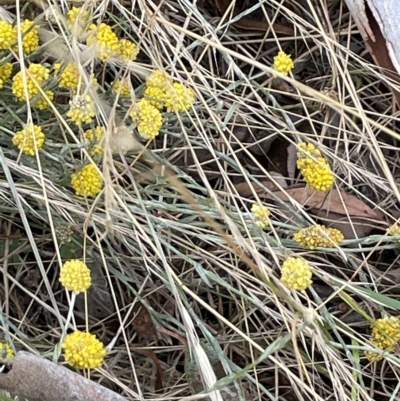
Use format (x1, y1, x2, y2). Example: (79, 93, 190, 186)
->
(215, 0, 294, 35)
(131, 346, 164, 392)
(267, 186, 383, 221)
(265, 186, 385, 239)
(233, 174, 287, 197)
(132, 303, 156, 341)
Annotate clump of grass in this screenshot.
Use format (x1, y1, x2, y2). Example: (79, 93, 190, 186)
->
(1, 0, 400, 400)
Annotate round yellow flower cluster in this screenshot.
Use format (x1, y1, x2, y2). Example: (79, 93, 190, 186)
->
(273, 50, 294, 76)
(130, 99, 163, 140)
(12, 123, 45, 155)
(281, 257, 312, 291)
(12, 63, 52, 109)
(59, 259, 91, 294)
(0, 62, 12, 89)
(387, 223, 400, 242)
(84, 126, 104, 155)
(146, 69, 173, 89)
(143, 69, 196, 113)
(365, 316, 400, 362)
(0, 341, 14, 364)
(296, 142, 334, 191)
(87, 23, 120, 61)
(164, 82, 196, 112)
(62, 330, 106, 369)
(118, 38, 139, 61)
(144, 85, 166, 110)
(16, 20, 39, 54)
(251, 203, 270, 229)
(112, 78, 130, 96)
(67, 94, 95, 125)
(55, 224, 74, 244)
(71, 164, 103, 197)
(0, 21, 16, 49)
(54, 62, 80, 90)
(67, 6, 91, 36)
(293, 224, 344, 249)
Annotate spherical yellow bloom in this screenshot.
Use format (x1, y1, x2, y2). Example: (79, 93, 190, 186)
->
(130, 99, 162, 140)
(59, 259, 91, 293)
(67, 94, 95, 125)
(0, 62, 12, 89)
(273, 50, 294, 75)
(118, 38, 139, 61)
(34, 90, 54, 110)
(293, 224, 344, 249)
(67, 6, 91, 36)
(12, 64, 50, 101)
(112, 78, 130, 96)
(144, 85, 165, 110)
(71, 164, 103, 197)
(54, 62, 80, 90)
(12, 123, 45, 155)
(62, 331, 106, 369)
(84, 126, 104, 155)
(365, 316, 400, 361)
(0, 341, 14, 364)
(15, 20, 39, 54)
(372, 316, 400, 350)
(251, 203, 270, 229)
(0, 21, 16, 49)
(387, 223, 400, 242)
(87, 23, 120, 61)
(297, 142, 334, 191)
(146, 69, 173, 90)
(164, 82, 195, 112)
(281, 257, 312, 291)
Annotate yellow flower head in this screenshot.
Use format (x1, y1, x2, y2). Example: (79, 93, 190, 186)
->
(62, 331, 106, 369)
(144, 85, 165, 110)
(0, 341, 14, 364)
(67, 6, 91, 36)
(87, 23, 120, 61)
(365, 344, 384, 362)
(0, 21, 16, 49)
(12, 123, 45, 156)
(59, 259, 91, 293)
(387, 223, 400, 242)
(293, 224, 344, 249)
(0, 62, 13, 89)
(371, 316, 400, 350)
(15, 20, 39, 54)
(365, 316, 400, 362)
(71, 164, 103, 197)
(67, 94, 95, 125)
(130, 99, 162, 141)
(146, 69, 173, 90)
(297, 142, 334, 191)
(164, 82, 195, 112)
(84, 126, 105, 155)
(118, 38, 139, 61)
(112, 78, 130, 96)
(12, 63, 50, 101)
(34, 90, 54, 110)
(54, 62, 80, 90)
(281, 256, 312, 291)
(251, 203, 270, 229)
(56, 224, 74, 244)
(273, 50, 294, 76)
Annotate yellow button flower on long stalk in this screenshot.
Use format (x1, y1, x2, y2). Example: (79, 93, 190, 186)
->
(294, 224, 343, 250)
(62, 331, 106, 369)
(297, 142, 334, 191)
